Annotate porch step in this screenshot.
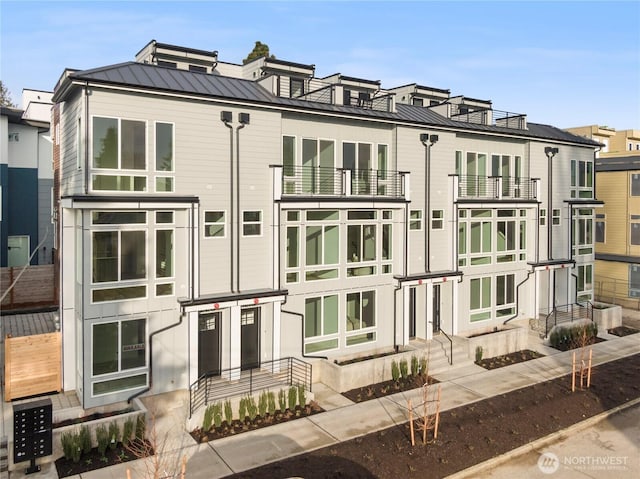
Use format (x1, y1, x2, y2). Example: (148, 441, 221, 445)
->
(412, 335, 475, 375)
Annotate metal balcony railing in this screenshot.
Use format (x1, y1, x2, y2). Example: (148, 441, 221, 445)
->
(189, 357, 312, 417)
(456, 175, 538, 200)
(282, 166, 405, 198)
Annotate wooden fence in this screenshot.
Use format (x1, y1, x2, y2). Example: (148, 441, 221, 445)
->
(1, 264, 57, 310)
(4, 332, 62, 401)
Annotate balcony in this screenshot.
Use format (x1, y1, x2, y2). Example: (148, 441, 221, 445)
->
(453, 175, 540, 201)
(273, 166, 408, 200)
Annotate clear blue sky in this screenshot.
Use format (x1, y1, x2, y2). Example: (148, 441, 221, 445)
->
(1, 0, 639, 129)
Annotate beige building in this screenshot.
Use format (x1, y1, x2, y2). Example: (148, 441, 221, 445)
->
(566, 125, 640, 157)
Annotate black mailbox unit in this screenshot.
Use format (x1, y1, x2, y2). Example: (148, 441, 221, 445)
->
(13, 398, 53, 474)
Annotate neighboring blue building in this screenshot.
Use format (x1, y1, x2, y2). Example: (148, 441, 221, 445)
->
(0, 90, 54, 267)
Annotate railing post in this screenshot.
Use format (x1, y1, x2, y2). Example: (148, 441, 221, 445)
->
(344, 169, 352, 196)
(272, 165, 283, 201)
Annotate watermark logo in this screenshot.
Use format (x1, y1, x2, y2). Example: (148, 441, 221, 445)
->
(538, 451, 560, 474)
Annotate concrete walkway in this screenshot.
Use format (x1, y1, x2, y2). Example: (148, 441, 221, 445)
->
(8, 330, 640, 479)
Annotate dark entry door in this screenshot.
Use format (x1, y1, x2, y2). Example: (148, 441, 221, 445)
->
(198, 311, 221, 377)
(409, 287, 416, 338)
(241, 307, 260, 370)
(433, 284, 441, 333)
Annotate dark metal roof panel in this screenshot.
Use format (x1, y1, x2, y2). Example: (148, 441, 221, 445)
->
(595, 155, 640, 172)
(66, 62, 601, 147)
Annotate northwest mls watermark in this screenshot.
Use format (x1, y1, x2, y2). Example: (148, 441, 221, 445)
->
(537, 451, 631, 474)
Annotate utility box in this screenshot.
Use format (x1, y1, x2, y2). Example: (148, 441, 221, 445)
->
(13, 398, 53, 474)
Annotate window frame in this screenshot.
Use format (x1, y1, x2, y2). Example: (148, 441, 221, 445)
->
(410, 210, 423, 231)
(431, 209, 444, 230)
(345, 290, 377, 346)
(304, 294, 340, 354)
(595, 213, 605, 243)
(242, 210, 263, 237)
(204, 210, 226, 238)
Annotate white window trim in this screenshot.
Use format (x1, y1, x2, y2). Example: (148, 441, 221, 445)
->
(153, 121, 175, 173)
(303, 294, 340, 351)
(90, 318, 148, 378)
(242, 210, 263, 237)
(431, 209, 444, 230)
(90, 115, 149, 172)
(203, 210, 226, 239)
(410, 209, 423, 231)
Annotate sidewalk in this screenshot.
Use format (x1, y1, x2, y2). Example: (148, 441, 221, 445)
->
(7, 331, 640, 479)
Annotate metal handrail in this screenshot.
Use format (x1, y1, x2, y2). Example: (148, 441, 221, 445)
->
(544, 302, 593, 338)
(438, 328, 453, 365)
(189, 357, 312, 417)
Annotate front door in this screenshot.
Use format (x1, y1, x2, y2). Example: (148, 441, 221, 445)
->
(8, 235, 30, 267)
(241, 307, 260, 370)
(198, 312, 221, 377)
(409, 287, 416, 338)
(433, 284, 441, 333)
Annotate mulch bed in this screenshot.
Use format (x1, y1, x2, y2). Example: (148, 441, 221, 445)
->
(55, 440, 152, 478)
(608, 325, 640, 337)
(226, 353, 640, 479)
(191, 403, 325, 443)
(475, 349, 545, 370)
(342, 374, 438, 403)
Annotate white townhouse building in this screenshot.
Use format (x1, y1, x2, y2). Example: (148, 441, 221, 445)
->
(52, 41, 601, 410)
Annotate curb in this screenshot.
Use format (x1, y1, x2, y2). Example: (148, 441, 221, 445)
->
(446, 396, 640, 479)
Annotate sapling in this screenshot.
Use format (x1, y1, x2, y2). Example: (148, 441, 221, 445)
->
(297, 383, 307, 407)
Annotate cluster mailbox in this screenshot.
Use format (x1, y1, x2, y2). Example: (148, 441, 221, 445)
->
(13, 398, 53, 474)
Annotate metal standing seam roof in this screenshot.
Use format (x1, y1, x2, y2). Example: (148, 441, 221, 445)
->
(60, 61, 600, 147)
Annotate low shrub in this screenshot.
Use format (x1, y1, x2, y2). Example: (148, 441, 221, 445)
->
(419, 356, 428, 375)
(399, 358, 409, 379)
(213, 402, 223, 428)
(410, 355, 419, 376)
(135, 414, 146, 441)
(247, 396, 258, 421)
(258, 391, 268, 417)
(202, 404, 214, 431)
(278, 389, 287, 412)
(288, 386, 297, 411)
(550, 323, 598, 350)
(108, 421, 120, 450)
(79, 425, 92, 455)
(122, 418, 135, 447)
(224, 399, 233, 424)
(267, 391, 276, 415)
(391, 360, 400, 382)
(475, 346, 484, 363)
(238, 397, 247, 421)
(61, 430, 80, 463)
(297, 384, 306, 407)
(95, 425, 110, 458)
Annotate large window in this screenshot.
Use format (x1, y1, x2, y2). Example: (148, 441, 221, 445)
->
(570, 159, 593, 199)
(92, 230, 146, 285)
(631, 216, 640, 246)
(92, 117, 174, 192)
(346, 290, 376, 346)
(92, 319, 146, 395)
(304, 295, 339, 353)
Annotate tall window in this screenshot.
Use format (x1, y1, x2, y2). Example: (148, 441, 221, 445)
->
(155, 122, 174, 192)
(346, 290, 376, 346)
(92, 319, 147, 396)
(595, 214, 605, 243)
(496, 274, 515, 317)
(470, 277, 491, 321)
(283, 136, 296, 193)
(431, 210, 444, 230)
(469, 210, 492, 265)
(305, 210, 339, 281)
(570, 159, 593, 199)
(631, 174, 640, 197)
(304, 295, 339, 353)
(347, 211, 376, 277)
(629, 265, 640, 298)
(572, 209, 593, 255)
(76, 118, 83, 169)
(290, 78, 304, 97)
(343, 142, 373, 195)
(91, 211, 160, 302)
(631, 215, 640, 245)
(577, 264, 593, 302)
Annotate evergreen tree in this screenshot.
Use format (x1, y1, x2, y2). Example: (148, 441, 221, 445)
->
(242, 41, 275, 64)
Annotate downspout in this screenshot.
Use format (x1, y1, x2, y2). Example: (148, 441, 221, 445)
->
(235, 121, 247, 293)
(128, 311, 184, 403)
(281, 297, 328, 360)
(503, 270, 535, 324)
(547, 151, 553, 260)
(420, 134, 438, 272)
(191, 203, 196, 299)
(393, 284, 401, 353)
(221, 116, 234, 292)
(83, 82, 89, 195)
